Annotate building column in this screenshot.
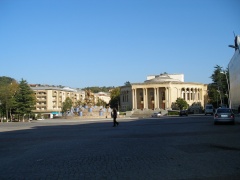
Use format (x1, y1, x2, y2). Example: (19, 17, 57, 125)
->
(200, 89, 202, 100)
(169, 87, 171, 108)
(135, 89, 138, 109)
(157, 88, 160, 108)
(165, 88, 169, 108)
(193, 89, 196, 101)
(144, 88, 148, 109)
(154, 88, 157, 109)
(132, 89, 135, 110)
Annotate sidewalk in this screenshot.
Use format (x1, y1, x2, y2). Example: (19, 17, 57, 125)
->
(235, 113, 240, 123)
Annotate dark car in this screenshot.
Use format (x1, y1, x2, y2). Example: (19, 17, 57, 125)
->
(214, 108, 235, 125)
(151, 112, 162, 117)
(179, 110, 188, 116)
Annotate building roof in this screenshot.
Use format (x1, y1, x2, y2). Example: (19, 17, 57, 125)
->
(144, 74, 181, 83)
(31, 86, 79, 92)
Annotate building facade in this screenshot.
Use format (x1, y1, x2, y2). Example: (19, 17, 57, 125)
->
(94, 92, 111, 104)
(31, 86, 85, 117)
(120, 74, 208, 112)
(228, 35, 240, 110)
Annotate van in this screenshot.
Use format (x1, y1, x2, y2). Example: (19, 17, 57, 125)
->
(205, 104, 214, 115)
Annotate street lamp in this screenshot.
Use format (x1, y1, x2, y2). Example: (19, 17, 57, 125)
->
(221, 71, 231, 108)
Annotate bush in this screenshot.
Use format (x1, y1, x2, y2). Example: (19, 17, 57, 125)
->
(168, 111, 179, 116)
(119, 112, 126, 115)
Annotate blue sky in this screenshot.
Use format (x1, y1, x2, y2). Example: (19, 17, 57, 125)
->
(0, 0, 239, 88)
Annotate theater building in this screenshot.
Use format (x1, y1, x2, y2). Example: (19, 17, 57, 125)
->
(120, 73, 208, 112)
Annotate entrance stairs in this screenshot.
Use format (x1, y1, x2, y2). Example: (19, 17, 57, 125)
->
(130, 109, 168, 118)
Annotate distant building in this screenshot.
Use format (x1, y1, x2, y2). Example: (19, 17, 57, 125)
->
(95, 92, 111, 104)
(120, 73, 208, 112)
(228, 35, 240, 110)
(31, 86, 85, 118)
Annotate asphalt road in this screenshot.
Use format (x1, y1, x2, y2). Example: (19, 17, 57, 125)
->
(0, 115, 240, 180)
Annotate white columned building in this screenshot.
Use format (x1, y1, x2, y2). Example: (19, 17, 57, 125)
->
(120, 73, 208, 112)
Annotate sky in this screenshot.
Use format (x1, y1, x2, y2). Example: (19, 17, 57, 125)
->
(0, 0, 239, 88)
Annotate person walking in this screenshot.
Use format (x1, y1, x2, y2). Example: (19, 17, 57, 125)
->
(112, 108, 119, 127)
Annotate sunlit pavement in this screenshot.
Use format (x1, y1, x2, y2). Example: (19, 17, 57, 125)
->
(0, 115, 240, 179)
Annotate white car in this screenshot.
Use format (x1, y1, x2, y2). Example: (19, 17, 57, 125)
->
(37, 118, 45, 121)
(151, 112, 161, 117)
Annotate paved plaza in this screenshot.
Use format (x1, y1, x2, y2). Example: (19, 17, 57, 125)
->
(0, 115, 240, 179)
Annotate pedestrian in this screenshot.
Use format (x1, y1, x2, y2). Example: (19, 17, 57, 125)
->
(112, 108, 119, 127)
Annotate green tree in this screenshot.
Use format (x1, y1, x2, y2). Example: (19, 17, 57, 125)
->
(208, 65, 229, 108)
(109, 87, 120, 110)
(124, 81, 131, 86)
(15, 79, 36, 121)
(82, 86, 114, 93)
(96, 98, 107, 107)
(175, 98, 188, 110)
(75, 99, 83, 107)
(0, 76, 19, 122)
(62, 97, 73, 117)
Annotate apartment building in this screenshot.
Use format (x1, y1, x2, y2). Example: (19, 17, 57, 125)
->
(95, 92, 111, 104)
(31, 86, 85, 118)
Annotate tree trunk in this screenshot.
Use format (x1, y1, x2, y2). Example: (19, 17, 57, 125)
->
(6, 108, 8, 122)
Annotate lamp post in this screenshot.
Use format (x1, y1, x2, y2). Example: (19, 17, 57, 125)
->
(221, 71, 231, 108)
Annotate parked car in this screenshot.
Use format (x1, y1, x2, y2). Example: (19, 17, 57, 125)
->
(151, 112, 161, 117)
(214, 108, 235, 125)
(37, 118, 45, 121)
(179, 110, 188, 116)
(205, 104, 214, 115)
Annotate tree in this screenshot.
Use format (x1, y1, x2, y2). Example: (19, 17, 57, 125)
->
(75, 99, 83, 107)
(96, 98, 107, 107)
(0, 76, 19, 122)
(109, 87, 120, 110)
(124, 81, 131, 86)
(62, 97, 73, 117)
(15, 79, 36, 121)
(208, 65, 229, 108)
(175, 98, 188, 110)
(82, 86, 114, 93)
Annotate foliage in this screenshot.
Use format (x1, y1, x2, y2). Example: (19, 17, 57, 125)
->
(208, 65, 229, 108)
(96, 98, 107, 107)
(14, 79, 36, 120)
(82, 86, 114, 93)
(168, 111, 179, 116)
(109, 87, 120, 110)
(62, 97, 73, 114)
(75, 100, 84, 107)
(0, 76, 16, 86)
(124, 81, 131, 86)
(0, 76, 19, 120)
(119, 112, 126, 115)
(175, 98, 188, 110)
